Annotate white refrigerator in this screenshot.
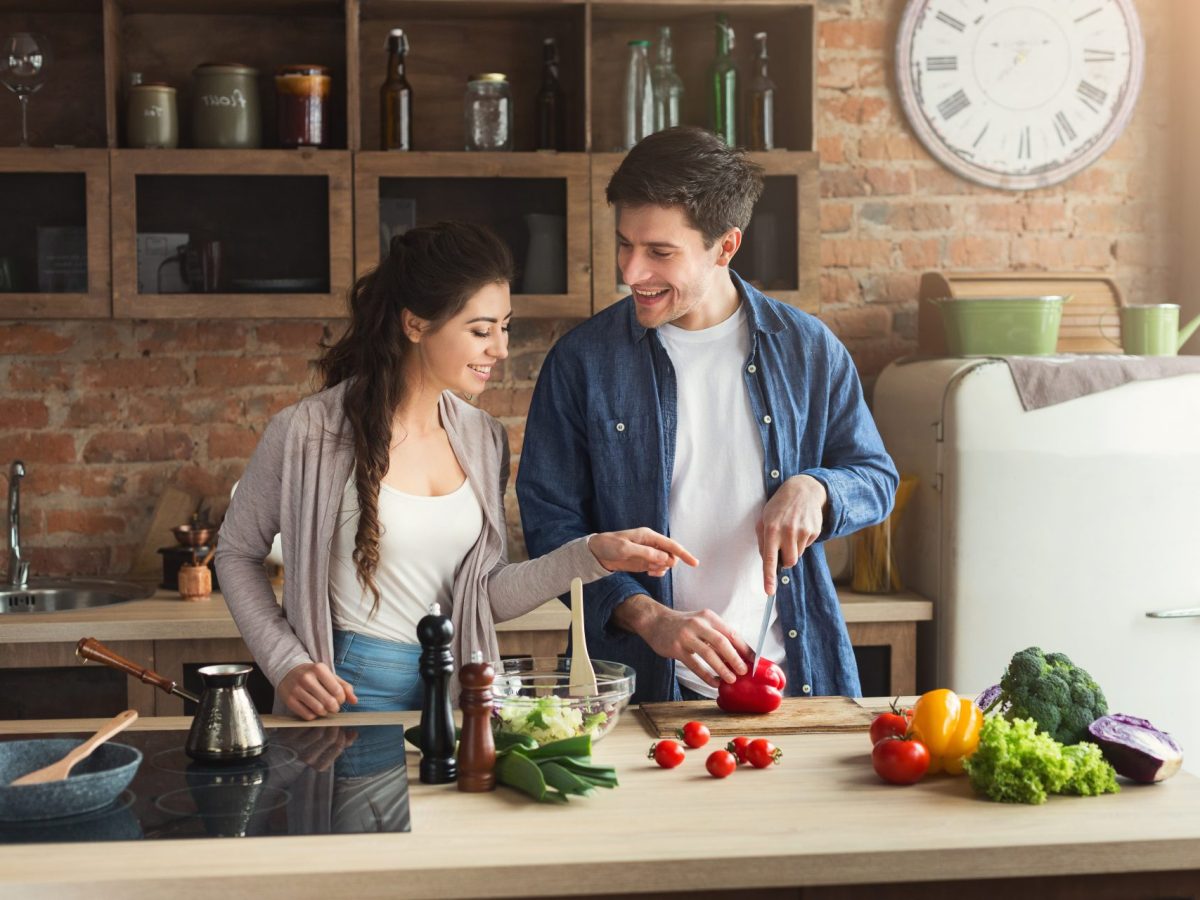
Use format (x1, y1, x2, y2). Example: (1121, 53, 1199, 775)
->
(873, 358, 1200, 766)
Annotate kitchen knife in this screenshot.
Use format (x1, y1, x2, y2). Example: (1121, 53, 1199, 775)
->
(750, 590, 776, 678)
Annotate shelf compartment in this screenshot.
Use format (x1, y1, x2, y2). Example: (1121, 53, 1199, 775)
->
(111, 148, 352, 318)
(0, 0, 107, 148)
(0, 148, 110, 317)
(590, 1, 814, 154)
(109, 0, 349, 150)
(591, 149, 817, 313)
(355, 151, 590, 318)
(355, 1, 587, 152)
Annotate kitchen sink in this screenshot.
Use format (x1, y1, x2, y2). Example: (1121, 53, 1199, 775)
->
(0, 579, 154, 615)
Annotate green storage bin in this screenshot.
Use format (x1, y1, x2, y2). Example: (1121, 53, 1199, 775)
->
(935, 295, 1070, 356)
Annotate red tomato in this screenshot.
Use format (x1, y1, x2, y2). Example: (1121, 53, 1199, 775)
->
(726, 736, 752, 764)
(869, 712, 910, 746)
(705, 749, 738, 778)
(871, 736, 930, 785)
(677, 721, 710, 749)
(648, 740, 686, 769)
(745, 738, 782, 769)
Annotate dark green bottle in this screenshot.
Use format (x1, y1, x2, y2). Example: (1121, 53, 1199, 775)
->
(709, 14, 737, 145)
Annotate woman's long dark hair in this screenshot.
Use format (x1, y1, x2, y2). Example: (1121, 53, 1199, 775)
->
(317, 221, 514, 615)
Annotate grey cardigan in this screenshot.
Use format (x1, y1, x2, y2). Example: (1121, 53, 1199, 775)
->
(215, 381, 607, 713)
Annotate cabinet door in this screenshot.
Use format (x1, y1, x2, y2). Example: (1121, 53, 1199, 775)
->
(0, 641, 156, 718)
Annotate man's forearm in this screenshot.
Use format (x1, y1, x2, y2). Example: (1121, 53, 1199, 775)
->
(609, 592, 661, 639)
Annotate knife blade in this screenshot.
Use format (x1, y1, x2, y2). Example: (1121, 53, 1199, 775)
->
(750, 590, 777, 678)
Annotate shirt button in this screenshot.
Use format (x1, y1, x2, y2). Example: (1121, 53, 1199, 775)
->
(762, 415, 772, 425)
(780, 575, 790, 585)
(615, 422, 625, 432)
(770, 469, 780, 479)
(787, 629, 798, 639)
(747, 364, 757, 374)
(802, 684, 812, 694)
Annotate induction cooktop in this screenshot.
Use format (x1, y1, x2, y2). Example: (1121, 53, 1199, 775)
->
(0, 725, 411, 844)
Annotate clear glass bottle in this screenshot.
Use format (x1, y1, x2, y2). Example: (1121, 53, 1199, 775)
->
(652, 26, 683, 133)
(709, 14, 737, 145)
(749, 32, 776, 151)
(536, 37, 565, 150)
(465, 73, 513, 151)
(622, 39, 653, 150)
(380, 27, 413, 151)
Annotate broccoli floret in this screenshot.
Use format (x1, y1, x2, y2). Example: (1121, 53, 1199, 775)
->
(995, 647, 1108, 745)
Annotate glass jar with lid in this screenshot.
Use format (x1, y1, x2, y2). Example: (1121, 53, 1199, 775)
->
(464, 73, 512, 151)
(275, 64, 331, 148)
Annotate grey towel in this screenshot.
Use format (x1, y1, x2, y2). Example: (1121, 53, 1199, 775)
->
(1003, 354, 1200, 410)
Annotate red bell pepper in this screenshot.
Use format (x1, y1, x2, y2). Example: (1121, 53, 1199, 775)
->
(716, 657, 786, 714)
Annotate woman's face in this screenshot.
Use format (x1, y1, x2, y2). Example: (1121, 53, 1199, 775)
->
(408, 281, 512, 395)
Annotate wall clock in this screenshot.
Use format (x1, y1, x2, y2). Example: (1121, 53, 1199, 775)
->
(896, 0, 1145, 190)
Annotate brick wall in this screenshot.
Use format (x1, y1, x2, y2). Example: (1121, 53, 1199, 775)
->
(0, 0, 1178, 576)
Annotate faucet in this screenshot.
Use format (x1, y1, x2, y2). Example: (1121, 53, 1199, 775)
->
(7, 460, 28, 588)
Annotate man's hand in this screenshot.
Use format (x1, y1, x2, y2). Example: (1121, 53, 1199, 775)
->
(278, 661, 359, 720)
(611, 594, 750, 688)
(588, 528, 699, 578)
(756, 474, 828, 594)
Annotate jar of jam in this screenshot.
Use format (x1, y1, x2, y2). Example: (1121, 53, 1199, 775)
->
(275, 64, 331, 148)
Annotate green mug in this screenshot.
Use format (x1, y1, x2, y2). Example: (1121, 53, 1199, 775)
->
(1112, 304, 1200, 356)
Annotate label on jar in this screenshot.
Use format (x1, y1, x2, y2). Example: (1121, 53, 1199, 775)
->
(200, 89, 249, 108)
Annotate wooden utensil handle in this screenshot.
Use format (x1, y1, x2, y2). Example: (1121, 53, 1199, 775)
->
(76, 637, 179, 695)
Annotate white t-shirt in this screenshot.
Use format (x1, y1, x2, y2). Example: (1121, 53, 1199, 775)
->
(328, 474, 484, 645)
(658, 306, 786, 697)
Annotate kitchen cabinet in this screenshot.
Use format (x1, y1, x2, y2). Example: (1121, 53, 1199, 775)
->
(0, 0, 819, 319)
(2, 706, 1198, 898)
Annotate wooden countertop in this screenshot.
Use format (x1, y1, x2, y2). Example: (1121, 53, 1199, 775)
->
(0, 705, 1196, 898)
(0, 587, 932, 645)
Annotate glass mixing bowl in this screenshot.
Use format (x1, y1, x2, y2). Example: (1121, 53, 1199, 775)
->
(489, 657, 635, 743)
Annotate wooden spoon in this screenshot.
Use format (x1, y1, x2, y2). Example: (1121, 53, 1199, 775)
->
(10, 709, 138, 786)
(567, 577, 598, 696)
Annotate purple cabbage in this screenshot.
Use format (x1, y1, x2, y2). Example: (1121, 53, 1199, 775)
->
(1087, 714, 1184, 783)
(975, 684, 1003, 713)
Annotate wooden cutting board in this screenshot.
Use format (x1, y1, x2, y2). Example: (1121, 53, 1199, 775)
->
(638, 696, 873, 738)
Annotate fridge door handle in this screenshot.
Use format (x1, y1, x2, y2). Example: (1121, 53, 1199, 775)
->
(1145, 607, 1200, 619)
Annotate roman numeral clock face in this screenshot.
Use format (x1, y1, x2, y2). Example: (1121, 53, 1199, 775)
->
(896, 0, 1144, 190)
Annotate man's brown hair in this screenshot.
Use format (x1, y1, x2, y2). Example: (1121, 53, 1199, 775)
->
(605, 126, 765, 247)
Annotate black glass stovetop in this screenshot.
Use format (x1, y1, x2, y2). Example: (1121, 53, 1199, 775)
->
(0, 725, 411, 844)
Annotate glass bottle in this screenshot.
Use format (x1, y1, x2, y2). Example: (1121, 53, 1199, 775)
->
(464, 73, 513, 151)
(622, 39, 653, 151)
(380, 27, 413, 151)
(652, 25, 683, 133)
(749, 32, 776, 151)
(536, 37, 565, 150)
(709, 14, 737, 145)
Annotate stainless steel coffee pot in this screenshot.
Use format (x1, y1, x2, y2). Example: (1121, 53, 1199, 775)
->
(76, 638, 267, 763)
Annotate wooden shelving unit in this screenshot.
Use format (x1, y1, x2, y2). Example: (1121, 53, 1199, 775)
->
(0, 0, 819, 320)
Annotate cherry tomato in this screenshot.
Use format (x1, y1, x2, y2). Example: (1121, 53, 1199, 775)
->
(676, 721, 710, 749)
(869, 712, 910, 746)
(871, 736, 930, 785)
(705, 749, 738, 778)
(726, 736, 752, 764)
(649, 739, 686, 769)
(745, 738, 783, 768)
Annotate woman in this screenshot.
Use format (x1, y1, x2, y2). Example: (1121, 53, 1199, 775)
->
(216, 222, 695, 719)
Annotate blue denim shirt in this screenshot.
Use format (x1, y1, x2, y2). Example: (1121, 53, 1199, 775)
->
(516, 272, 899, 703)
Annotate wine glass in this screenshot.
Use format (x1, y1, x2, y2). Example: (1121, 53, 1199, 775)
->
(0, 33, 51, 147)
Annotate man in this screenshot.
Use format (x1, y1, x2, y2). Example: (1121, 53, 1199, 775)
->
(517, 127, 898, 703)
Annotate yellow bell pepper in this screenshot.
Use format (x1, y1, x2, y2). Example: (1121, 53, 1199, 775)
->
(909, 689, 983, 775)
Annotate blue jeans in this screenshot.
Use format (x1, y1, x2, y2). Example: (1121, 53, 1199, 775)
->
(332, 629, 423, 712)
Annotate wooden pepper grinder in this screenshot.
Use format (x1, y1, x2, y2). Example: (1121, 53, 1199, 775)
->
(457, 650, 496, 792)
(417, 602, 457, 784)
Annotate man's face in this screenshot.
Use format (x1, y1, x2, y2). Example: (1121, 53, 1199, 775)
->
(615, 204, 737, 330)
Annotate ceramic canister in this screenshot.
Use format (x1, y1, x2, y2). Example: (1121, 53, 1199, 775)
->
(192, 63, 261, 149)
(126, 82, 178, 148)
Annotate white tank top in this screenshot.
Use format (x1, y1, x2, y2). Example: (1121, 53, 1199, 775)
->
(328, 473, 484, 645)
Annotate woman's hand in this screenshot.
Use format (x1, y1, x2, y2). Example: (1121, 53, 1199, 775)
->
(588, 528, 699, 578)
(278, 661, 359, 720)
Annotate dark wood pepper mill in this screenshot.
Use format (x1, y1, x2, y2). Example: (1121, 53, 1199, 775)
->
(417, 602, 457, 784)
(457, 650, 496, 792)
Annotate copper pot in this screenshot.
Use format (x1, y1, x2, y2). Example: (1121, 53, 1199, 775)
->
(172, 524, 213, 546)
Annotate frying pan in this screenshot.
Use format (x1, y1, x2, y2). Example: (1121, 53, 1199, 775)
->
(0, 739, 141, 821)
